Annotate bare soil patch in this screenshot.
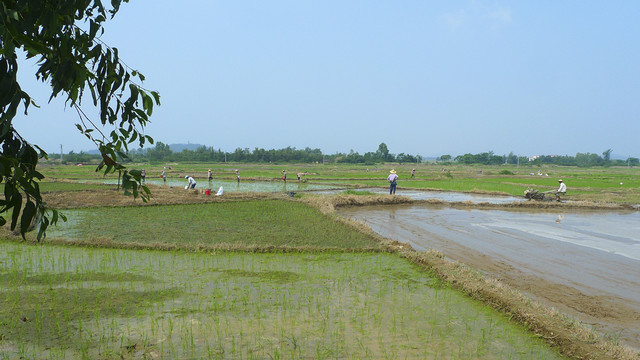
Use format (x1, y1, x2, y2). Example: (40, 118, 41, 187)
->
(43, 185, 277, 209)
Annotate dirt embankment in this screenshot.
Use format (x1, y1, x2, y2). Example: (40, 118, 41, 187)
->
(42, 186, 276, 209)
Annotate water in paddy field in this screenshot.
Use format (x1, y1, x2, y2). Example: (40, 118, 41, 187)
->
(101, 179, 342, 193)
(318, 188, 525, 204)
(0, 245, 565, 360)
(338, 204, 640, 349)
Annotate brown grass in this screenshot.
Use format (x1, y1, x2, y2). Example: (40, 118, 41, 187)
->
(299, 193, 414, 214)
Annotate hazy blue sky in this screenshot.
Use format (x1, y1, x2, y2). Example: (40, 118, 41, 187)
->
(14, 1, 640, 158)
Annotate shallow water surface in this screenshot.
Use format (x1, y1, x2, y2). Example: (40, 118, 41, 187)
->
(338, 204, 640, 349)
(319, 188, 524, 204)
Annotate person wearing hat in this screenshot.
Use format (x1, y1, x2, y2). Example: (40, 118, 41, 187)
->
(387, 170, 399, 195)
(207, 169, 212, 182)
(555, 179, 567, 201)
(410, 168, 415, 179)
(235, 169, 240, 183)
(185, 175, 197, 190)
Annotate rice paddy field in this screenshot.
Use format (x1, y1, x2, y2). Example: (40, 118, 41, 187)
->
(0, 242, 563, 360)
(2, 162, 640, 359)
(46, 201, 380, 250)
(32, 161, 640, 204)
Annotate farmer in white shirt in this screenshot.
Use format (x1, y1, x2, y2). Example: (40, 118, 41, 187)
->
(184, 175, 197, 190)
(555, 179, 567, 201)
(387, 170, 399, 195)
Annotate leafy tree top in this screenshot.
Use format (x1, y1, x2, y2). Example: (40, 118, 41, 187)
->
(1, 0, 160, 239)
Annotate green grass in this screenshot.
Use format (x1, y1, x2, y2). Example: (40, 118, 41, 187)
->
(34, 162, 640, 203)
(0, 242, 564, 359)
(48, 200, 382, 249)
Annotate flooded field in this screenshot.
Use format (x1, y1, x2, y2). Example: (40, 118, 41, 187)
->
(364, 188, 523, 203)
(100, 179, 342, 193)
(338, 204, 640, 350)
(0, 244, 564, 359)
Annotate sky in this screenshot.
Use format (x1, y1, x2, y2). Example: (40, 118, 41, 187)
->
(13, 1, 640, 159)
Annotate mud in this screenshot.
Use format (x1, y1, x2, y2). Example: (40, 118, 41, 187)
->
(338, 204, 640, 350)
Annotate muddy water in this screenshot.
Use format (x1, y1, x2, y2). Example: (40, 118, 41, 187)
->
(338, 204, 640, 349)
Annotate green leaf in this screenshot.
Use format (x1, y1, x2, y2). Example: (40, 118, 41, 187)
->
(20, 201, 36, 238)
(151, 91, 161, 105)
(37, 216, 49, 241)
(10, 192, 22, 231)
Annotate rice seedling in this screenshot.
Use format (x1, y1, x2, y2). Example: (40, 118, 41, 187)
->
(46, 200, 383, 250)
(0, 241, 564, 359)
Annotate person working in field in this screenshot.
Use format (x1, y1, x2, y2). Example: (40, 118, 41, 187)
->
(387, 169, 398, 195)
(235, 169, 240, 183)
(184, 175, 197, 190)
(410, 168, 415, 179)
(555, 179, 567, 201)
(207, 169, 212, 182)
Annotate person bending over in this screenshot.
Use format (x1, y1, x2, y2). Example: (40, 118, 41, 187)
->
(555, 179, 567, 201)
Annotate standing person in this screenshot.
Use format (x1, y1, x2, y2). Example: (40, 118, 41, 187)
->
(555, 179, 567, 201)
(161, 169, 167, 184)
(387, 170, 398, 195)
(184, 175, 197, 190)
(207, 169, 212, 182)
(141, 169, 146, 183)
(235, 169, 240, 183)
(410, 168, 415, 179)
(282, 170, 287, 183)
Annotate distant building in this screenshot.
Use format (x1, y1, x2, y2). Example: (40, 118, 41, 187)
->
(528, 155, 540, 162)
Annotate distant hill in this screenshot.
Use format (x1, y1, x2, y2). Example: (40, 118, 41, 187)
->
(169, 143, 206, 152)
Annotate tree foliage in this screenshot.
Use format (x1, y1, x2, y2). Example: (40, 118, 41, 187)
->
(0, 0, 160, 239)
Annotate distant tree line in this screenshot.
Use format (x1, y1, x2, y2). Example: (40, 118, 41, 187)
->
(57, 142, 421, 165)
(439, 149, 639, 167)
(56, 144, 638, 167)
